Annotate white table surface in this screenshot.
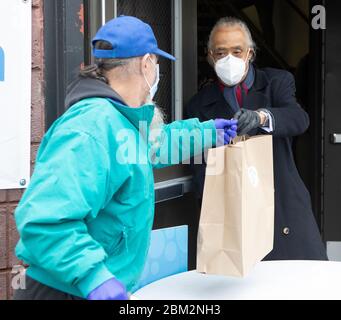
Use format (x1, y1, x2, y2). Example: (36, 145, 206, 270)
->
(134, 261, 341, 300)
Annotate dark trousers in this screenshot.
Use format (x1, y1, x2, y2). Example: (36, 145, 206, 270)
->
(13, 275, 84, 300)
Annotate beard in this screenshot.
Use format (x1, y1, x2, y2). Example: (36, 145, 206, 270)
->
(149, 104, 166, 152)
(150, 104, 166, 131)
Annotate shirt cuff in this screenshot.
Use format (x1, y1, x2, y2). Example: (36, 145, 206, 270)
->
(259, 110, 274, 133)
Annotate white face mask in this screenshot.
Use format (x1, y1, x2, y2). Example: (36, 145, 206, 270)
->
(215, 50, 250, 87)
(143, 57, 160, 102)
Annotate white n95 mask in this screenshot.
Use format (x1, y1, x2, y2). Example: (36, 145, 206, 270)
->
(215, 50, 250, 87)
(144, 57, 160, 102)
(149, 63, 160, 100)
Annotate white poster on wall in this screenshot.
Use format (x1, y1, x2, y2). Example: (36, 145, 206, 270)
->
(0, 0, 31, 189)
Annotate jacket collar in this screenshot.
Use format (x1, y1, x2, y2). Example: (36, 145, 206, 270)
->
(108, 99, 155, 130)
(251, 66, 269, 91)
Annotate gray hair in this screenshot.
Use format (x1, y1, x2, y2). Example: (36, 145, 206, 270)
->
(80, 41, 141, 83)
(208, 17, 257, 54)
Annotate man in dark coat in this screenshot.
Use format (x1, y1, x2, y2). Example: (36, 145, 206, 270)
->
(185, 17, 328, 260)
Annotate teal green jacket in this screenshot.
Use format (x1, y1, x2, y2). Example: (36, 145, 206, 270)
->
(15, 97, 216, 298)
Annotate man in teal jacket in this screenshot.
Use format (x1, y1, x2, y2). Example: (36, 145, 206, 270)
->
(13, 16, 237, 300)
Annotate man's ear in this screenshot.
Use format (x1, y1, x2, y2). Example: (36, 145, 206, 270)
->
(140, 54, 150, 74)
(248, 49, 255, 62)
(207, 52, 215, 68)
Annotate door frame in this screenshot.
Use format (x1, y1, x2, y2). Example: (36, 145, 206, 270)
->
(309, 0, 326, 235)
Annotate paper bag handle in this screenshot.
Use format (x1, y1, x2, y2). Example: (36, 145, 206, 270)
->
(230, 135, 248, 145)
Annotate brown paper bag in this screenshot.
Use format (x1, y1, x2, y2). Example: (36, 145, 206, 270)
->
(197, 135, 274, 277)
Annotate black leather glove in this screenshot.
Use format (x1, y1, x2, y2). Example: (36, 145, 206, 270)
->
(234, 109, 261, 136)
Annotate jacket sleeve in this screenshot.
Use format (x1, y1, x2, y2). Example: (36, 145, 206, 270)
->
(15, 129, 118, 298)
(266, 71, 310, 137)
(151, 119, 217, 169)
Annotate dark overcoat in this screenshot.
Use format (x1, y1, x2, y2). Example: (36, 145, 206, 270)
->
(185, 67, 328, 260)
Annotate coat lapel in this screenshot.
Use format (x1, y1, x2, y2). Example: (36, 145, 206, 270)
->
(244, 69, 270, 111)
(199, 83, 236, 120)
(198, 68, 271, 120)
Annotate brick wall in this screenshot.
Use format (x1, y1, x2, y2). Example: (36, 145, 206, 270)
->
(0, 0, 45, 300)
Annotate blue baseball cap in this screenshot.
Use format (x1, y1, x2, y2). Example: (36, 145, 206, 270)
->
(92, 16, 176, 61)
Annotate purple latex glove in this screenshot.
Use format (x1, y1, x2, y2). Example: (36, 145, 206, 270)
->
(214, 119, 238, 145)
(87, 277, 129, 300)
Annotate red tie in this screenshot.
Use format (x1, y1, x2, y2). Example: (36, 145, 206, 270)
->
(236, 83, 249, 108)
